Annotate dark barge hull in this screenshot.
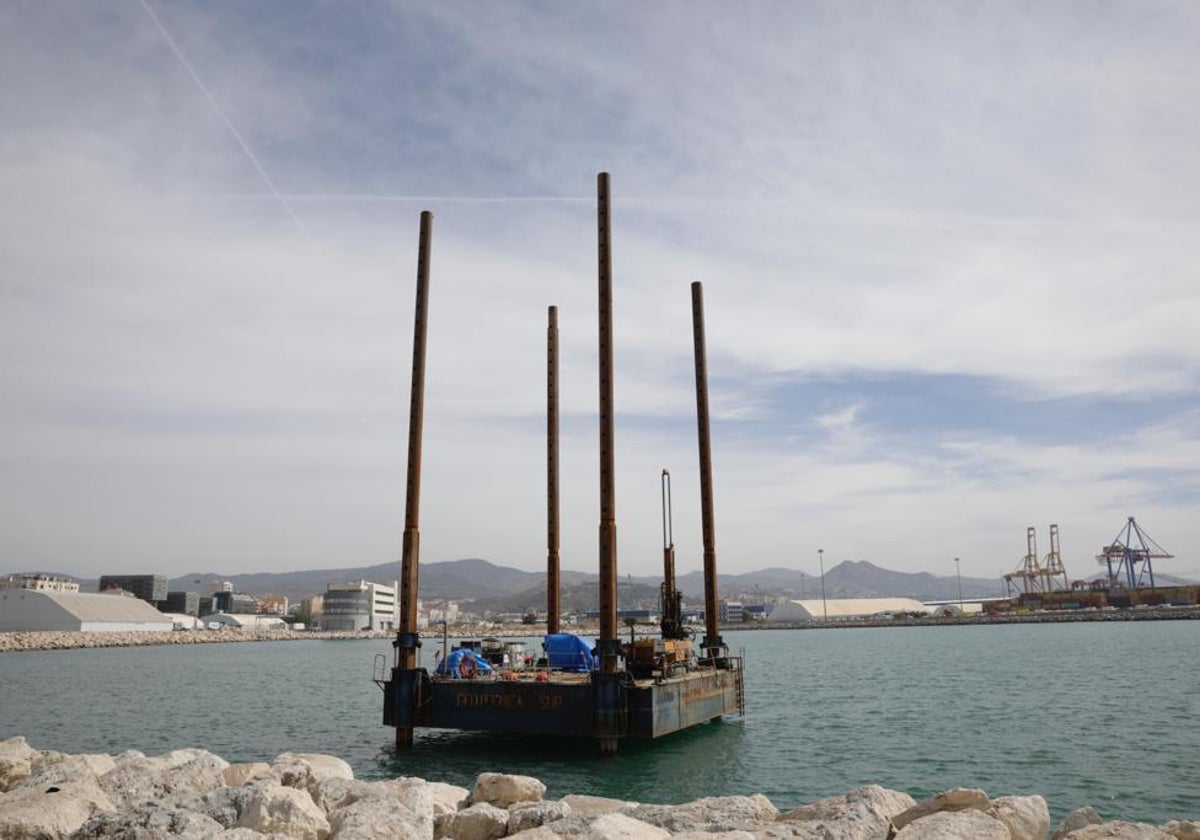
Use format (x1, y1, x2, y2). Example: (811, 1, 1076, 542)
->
(383, 664, 743, 742)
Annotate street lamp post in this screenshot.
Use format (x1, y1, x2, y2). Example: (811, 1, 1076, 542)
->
(955, 557, 964, 615)
(818, 548, 828, 623)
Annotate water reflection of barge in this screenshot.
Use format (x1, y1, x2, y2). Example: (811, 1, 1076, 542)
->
(378, 174, 745, 752)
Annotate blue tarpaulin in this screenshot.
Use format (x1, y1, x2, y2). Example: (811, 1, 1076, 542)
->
(435, 648, 494, 678)
(543, 633, 595, 672)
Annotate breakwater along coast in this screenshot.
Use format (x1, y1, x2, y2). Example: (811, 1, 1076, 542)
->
(0, 628, 388, 653)
(1, 738, 1196, 840)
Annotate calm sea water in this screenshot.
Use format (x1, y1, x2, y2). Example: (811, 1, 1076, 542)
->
(2, 623, 1197, 824)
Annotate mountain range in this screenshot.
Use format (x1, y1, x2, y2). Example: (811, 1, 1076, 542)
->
(52, 558, 1006, 610)
(20, 558, 1195, 615)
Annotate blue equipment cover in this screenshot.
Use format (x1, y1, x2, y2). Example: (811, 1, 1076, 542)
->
(435, 648, 494, 677)
(543, 633, 595, 672)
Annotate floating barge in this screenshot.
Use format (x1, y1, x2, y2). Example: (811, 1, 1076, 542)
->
(380, 173, 744, 752)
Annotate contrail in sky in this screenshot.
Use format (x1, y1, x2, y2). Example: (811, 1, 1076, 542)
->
(137, 0, 307, 237)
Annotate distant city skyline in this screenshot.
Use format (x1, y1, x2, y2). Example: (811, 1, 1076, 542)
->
(2, 3, 1197, 581)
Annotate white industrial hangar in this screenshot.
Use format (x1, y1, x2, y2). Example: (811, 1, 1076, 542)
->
(0, 590, 172, 632)
(767, 597, 931, 622)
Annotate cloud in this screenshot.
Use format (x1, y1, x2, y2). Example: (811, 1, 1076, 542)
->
(1, 2, 1198, 581)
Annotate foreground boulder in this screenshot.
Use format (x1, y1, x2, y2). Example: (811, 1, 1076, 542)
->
(98, 748, 230, 810)
(0, 735, 37, 791)
(893, 808, 1012, 839)
(329, 794, 431, 840)
(1062, 824, 1175, 839)
(0, 777, 116, 839)
(449, 802, 510, 840)
(1162, 821, 1200, 840)
(28, 751, 117, 789)
(72, 802, 225, 838)
(472, 773, 548, 809)
(239, 782, 331, 840)
(509, 800, 573, 834)
(630, 795, 779, 833)
(1055, 807, 1106, 839)
(272, 752, 355, 798)
(777, 785, 916, 840)
(987, 794, 1052, 840)
(577, 812, 671, 840)
(890, 787, 991, 831)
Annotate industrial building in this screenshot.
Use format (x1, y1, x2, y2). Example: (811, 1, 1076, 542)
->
(211, 591, 259, 614)
(1, 573, 80, 593)
(767, 597, 930, 622)
(0, 590, 172, 632)
(159, 591, 200, 616)
(98, 574, 168, 604)
(322, 580, 398, 631)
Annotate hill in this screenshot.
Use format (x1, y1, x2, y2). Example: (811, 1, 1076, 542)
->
(17, 558, 1193, 608)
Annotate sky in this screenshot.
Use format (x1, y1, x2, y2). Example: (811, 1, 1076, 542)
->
(2, 1, 1198, 583)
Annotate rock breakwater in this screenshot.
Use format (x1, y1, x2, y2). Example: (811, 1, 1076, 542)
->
(0, 628, 386, 654)
(1, 737, 1195, 840)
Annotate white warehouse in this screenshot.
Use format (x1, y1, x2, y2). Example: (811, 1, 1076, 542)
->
(767, 597, 930, 622)
(0, 590, 173, 632)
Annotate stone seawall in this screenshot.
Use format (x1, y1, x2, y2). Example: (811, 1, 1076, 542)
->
(0, 737, 1195, 840)
(0, 628, 388, 654)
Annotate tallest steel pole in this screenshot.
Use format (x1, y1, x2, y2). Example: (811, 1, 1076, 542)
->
(546, 305, 561, 635)
(596, 173, 619, 674)
(394, 210, 433, 748)
(691, 281, 725, 658)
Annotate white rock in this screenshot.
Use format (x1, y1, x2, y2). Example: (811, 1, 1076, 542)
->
(328, 795, 430, 840)
(0, 736, 37, 792)
(452, 802, 511, 840)
(777, 785, 917, 840)
(891, 788, 991, 830)
(581, 813, 672, 840)
(1063, 824, 1175, 839)
(428, 781, 471, 816)
(310, 776, 373, 814)
(472, 773, 547, 809)
(988, 795, 1050, 840)
(183, 781, 279, 829)
(630, 795, 780, 833)
(1054, 808, 1105, 839)
(239, 784, 331, 840)
(894, 809, 1011, 839)
(0, 777, 116, 839)
(507, 828, 562, 840)
(72, 802, 226, 838)
(392, 778, 437, 840)
(17, 751, 117, 796)
(226, 762, 274, 788)
(672, 832, 757, 840)
(1162, 822, 1200, 840)
(509, 800, 572, 834)
(272, 753, 355, 796)
(559, 795, 638, 817)
(99, 747, 230, 810)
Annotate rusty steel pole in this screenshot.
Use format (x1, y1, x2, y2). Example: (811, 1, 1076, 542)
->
(662, 469, 675, 607)
(597, 172, 619, 673)
(691, 281, 724, 657)
(395, 210, 433, 747)
(546, 305, 561, 635)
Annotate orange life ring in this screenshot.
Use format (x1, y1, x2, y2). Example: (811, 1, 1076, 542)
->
(458, 656, 478, 679)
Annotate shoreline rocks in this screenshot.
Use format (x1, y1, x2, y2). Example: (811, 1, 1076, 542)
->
(1, 737, 1194, 840)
